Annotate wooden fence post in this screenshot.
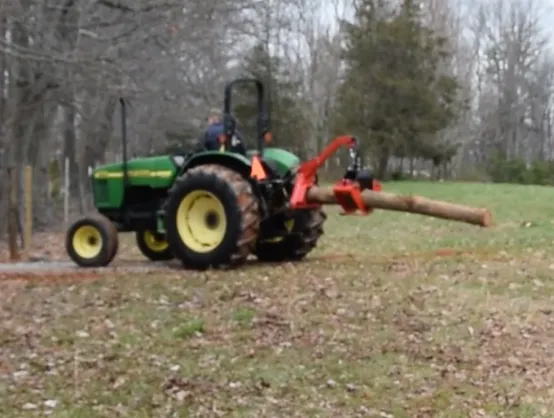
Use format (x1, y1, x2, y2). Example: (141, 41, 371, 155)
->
(23, 165, 32, 259)
(7, 167, 20, 261)
(64, 157, 69, 224)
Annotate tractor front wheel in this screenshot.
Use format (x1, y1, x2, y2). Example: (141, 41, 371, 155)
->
(66, 214, 119, 267)
(136, 230, 174, 261)
(164, 164, 260, 269)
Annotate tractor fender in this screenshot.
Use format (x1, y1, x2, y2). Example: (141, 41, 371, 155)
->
(177, 152, 267, 211)
(262, 147, 300, 177)
(179, 152, 252, 178)
(177, 152, 261, 199)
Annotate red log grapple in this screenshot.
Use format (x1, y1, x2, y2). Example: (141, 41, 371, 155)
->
(290, 135, 381, 215)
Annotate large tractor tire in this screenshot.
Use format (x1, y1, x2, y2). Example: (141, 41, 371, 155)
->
(135, 230, 174, 261)
(164, 164, 260, 269)
(255, 207, 327, 262)
(66, 214, 119, 267)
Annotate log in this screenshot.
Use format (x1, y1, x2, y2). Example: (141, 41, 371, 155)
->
(306, 186, 493, 227)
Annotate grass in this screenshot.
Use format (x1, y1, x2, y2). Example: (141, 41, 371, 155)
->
(3, 181, 554, 417)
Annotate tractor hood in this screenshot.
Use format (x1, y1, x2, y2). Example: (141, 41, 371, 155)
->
(91, 155, 178, 180)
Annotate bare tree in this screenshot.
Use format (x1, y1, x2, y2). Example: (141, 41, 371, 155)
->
(471, 0, 552, 163)
(0, 0, 268, 234)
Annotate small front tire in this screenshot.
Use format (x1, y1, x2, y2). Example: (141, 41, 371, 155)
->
(136, 230, 174, 261)
(66, 214, 119, 267)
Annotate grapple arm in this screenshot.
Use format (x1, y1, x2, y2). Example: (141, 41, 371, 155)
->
(289, 135, 381, 215)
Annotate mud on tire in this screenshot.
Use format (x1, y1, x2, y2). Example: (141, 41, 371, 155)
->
(164, 164, 260, 269)
(255, 207, 326, 262)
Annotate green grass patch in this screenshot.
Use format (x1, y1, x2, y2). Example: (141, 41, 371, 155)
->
(3, 181, 554, 417)
(172, 318, 205, 339)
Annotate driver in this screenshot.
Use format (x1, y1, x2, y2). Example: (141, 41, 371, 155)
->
(199, 108, 246, 154)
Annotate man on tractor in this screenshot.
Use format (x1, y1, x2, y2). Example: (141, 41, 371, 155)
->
(199, 108, 246, 154)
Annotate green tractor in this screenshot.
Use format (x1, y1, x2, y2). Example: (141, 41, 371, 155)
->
(66, 78, 329, 269)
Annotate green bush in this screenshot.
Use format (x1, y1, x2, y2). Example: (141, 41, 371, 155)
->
(457, 167, 491, 182)
(487, 158, 554, 185)
(390, 170, 407, 181)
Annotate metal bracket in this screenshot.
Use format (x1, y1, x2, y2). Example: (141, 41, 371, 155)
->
(332, 179, 370, 215)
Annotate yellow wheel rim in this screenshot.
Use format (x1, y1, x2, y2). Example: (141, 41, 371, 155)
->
(72, 225, 103, 259)
(143, 230, 169, 252)
(176, 190, 227, 253)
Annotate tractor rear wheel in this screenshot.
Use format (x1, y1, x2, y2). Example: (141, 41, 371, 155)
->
(254, 208, 326, 262)
(164, 164, 260, 269)
(135, 230, 174, 261)
(66, 214, 119, 267)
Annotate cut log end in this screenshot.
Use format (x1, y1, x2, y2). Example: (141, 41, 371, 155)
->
(480, 210, 493, 228)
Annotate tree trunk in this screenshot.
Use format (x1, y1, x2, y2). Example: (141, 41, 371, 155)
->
(306, 186, 492, 227)
(62, 104, 80, 194)
(375, 146, 390, 179)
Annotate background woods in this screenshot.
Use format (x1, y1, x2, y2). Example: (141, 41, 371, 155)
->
(1, 0, 554, 236)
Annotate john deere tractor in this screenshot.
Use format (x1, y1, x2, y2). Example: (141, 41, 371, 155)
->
(66, 78, 333, 269)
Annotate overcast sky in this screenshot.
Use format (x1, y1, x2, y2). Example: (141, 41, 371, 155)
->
(542, 0, 554, 37)
(319, 0, 554, 45)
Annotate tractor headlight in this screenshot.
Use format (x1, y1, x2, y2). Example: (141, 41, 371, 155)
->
(171, 154, 186, 167)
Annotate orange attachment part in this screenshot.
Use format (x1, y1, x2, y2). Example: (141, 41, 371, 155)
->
(290, 135, 357, 209)
(372, 179, 382, 192)
(250, 155, 267, 180)
(332, 179, 370, 215)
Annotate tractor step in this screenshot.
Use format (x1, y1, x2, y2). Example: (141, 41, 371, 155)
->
(156, 210, 166, 233)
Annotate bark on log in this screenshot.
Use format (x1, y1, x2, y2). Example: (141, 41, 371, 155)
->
(306, 186, 492, 227)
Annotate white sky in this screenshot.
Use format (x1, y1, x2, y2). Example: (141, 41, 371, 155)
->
(320, 0, 554, 36)
(542, 0, 554, 37)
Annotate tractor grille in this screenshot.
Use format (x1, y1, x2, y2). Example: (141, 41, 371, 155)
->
(93, 180, 109, 203)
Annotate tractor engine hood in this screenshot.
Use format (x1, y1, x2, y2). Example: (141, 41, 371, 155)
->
(91, 155, 178, 181)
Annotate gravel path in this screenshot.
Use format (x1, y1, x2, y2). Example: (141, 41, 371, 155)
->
(0, 259, 179, 276)
(0, 261, 77, 272)
(0, 253, 354, 279)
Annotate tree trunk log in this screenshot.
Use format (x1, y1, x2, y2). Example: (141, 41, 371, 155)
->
(306, 186, 492, 227)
